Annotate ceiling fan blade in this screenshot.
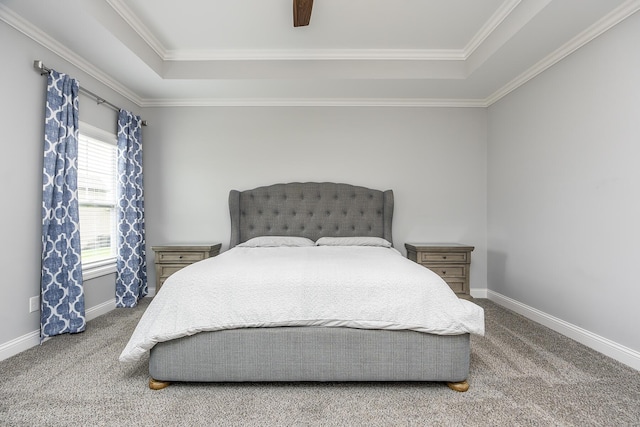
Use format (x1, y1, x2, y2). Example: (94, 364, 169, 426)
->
(293, 0, 313, 27)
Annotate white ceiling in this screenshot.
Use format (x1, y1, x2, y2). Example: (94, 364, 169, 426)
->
(2, 0, 638, 107)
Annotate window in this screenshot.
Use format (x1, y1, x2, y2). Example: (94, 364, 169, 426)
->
(77, 123, 117, 279)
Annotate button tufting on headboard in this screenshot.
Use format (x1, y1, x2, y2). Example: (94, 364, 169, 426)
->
(228, 182, 393, 248)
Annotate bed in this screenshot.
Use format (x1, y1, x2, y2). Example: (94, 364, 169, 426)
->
(120, 182, 484, 392)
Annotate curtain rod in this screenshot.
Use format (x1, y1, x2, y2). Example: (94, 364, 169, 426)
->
(33, 60, 147, 127)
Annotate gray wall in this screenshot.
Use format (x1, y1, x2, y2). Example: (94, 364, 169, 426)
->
(142, 106, 488, 290)
(0, 21, 140, 349)
(487, 11, 640, 353)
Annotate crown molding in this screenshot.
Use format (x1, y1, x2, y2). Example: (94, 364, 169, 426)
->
(106, 0, 166, 59)
(140, 98, 487, 108)
(0, 3, 143, 107)
(463, 0, 521, 58)
(163, 48, 466, 62)
(485, 0, 640, 106)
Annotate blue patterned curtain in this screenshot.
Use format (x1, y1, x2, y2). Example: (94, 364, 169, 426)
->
(40, 70, 85, 339)
(116, 109, 147, 307)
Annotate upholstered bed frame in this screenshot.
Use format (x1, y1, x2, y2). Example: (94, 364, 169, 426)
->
(148, 183, 471, 392)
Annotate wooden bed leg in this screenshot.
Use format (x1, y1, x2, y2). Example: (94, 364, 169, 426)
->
(149, 378, 171, 390)
(446, 380, 469, 392)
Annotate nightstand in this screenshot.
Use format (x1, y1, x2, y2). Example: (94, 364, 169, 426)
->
(404, 243, 474, 299)
(151, 244, 221, 292)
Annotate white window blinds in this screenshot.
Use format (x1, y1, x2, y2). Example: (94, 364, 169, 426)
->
(77, 132, 117, 266)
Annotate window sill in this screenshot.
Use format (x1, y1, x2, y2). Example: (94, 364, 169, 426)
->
(82, 258, 116, 281)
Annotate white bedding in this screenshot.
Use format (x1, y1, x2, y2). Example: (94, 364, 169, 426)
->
(120, 246, 484, 363)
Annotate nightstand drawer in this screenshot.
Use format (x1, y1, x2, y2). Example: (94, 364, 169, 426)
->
(157, 252, 206, 263)
(430, 265, 466, 278)
(158, 264, 188, 278)
(420, 252, 467, 263)
(444, 279, 465, 293)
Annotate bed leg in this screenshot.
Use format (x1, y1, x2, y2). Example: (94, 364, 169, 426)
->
(446, 380, 469, 392)
(149, 378, 171, 390)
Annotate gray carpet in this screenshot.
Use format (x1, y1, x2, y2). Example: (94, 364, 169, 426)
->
(1, 299, 639, 426)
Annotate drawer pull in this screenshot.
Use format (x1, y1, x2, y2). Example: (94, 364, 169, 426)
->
(442, 256, 447, 259)
(441, 270, 446, 275)
(179, 255, 183, 259)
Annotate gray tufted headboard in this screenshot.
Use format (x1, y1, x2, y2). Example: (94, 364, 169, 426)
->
(229, 182, 394, 248)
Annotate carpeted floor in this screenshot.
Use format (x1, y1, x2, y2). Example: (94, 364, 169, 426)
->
(1, 299, 639, 426)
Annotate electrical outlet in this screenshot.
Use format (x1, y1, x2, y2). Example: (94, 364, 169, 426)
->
(29, 296, 40, 313)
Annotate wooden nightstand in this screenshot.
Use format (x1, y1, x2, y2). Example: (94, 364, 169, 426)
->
(404, 243, 474, 299)
(151, 244, 221, 292)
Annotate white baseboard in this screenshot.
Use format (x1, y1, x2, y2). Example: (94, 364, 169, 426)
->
(486, 290, 640, 371)
(85, 298, 117, 321)
(0, 330, 40, 362)
(0, 298, 117, 362)
(470, 288, 488, 299)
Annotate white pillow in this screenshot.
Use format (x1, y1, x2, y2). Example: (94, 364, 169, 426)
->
(237, 236, 316, 248)
(315, 236, 392, 248)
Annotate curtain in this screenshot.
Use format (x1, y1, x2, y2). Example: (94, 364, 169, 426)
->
(40, 70, 85, 339)
(115, 109, 147, 307)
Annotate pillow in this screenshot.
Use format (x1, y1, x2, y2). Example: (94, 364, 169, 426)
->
(315, 236, 392, 248)
(237, 236, 316, 248)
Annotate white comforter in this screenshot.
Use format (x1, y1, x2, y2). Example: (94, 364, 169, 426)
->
(120, 246, 484, 363)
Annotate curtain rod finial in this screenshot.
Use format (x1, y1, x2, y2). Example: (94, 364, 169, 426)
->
(33, 60, 49, 75)
(34, 60, 44, 74)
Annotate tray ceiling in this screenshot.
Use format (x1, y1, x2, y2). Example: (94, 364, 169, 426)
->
(1, 0, 638, 106)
